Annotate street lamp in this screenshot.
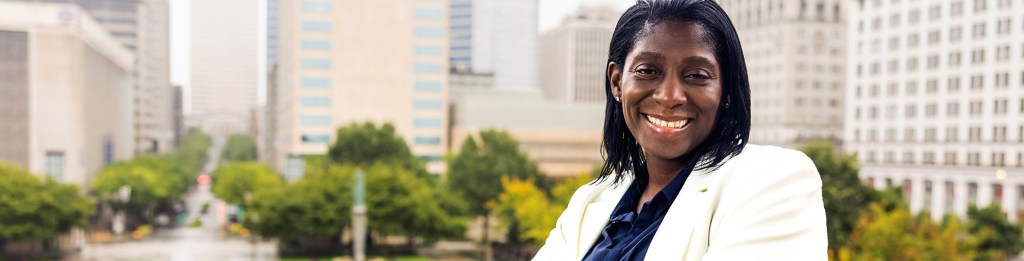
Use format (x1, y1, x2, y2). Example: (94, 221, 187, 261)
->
(112, 185, 131, 235)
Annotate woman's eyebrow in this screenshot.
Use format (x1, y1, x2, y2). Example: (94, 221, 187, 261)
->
(634, 51, 666, 61)
(683, 56, 715, 68)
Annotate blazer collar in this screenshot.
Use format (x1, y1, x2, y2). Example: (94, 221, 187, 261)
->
(646, 166, 716, 260)
(574, 176, 632, 259)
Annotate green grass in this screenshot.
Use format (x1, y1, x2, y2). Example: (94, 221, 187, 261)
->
(393, 256, 431, 261)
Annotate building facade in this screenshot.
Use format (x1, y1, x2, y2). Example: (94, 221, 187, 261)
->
(539, 5, 618, 104)
(190, 0, 259, 139)
(847, 0, 1024, 220)
(449, 0, 538, 90)
(273, 0, 450, 178)
(6, 0, 175, 154)
(719, 0, 847, 148)
(0, 1, 135, 190)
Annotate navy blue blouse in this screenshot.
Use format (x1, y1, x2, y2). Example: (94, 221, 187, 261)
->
(580, 159, 698, 261)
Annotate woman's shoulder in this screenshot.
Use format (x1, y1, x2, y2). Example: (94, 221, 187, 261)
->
(714, 144, 820, 186)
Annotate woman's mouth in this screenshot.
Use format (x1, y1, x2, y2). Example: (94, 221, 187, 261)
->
(643, 113, 691, 129)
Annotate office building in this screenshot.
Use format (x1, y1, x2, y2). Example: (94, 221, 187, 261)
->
(190, 0, 259, 138)
(273, 0, 450, 177)
(449, 0, 538, 90)
(847, 0, 1024, 220)
(719, 0, 847, 148)
(539, 5, 618, 104)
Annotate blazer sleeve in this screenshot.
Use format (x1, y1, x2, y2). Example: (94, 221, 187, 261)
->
(533, 182, 598, 261)
(701, 150, 828, 260)
(532, 207, 570, 260)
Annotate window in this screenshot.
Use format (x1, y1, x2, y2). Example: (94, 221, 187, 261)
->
(944, 151, 957, 165)
(925, 128, 938, 142)
(969, 126, 982, 142)
(926, 103, 938, 117)
(908, 33, 920, 47)
(414, 63, 442, 73)
(994, 125, 1007, 142)
(974, 0, 987, 12)
(950, 26, 963, 43)
(997, 19, 1011, 35)
(300, 115, 331, 125)
(889, 14, 901, 27)
(928, 5, 942, 21)
(951, 1, 964, 17)
(909, 9, 921, 24)
(996, 72, 1010, 87)
(413, 8, 444, 19)
(300, 96, 331, 107)
(413, 81, 442, 92)
(414, 26, 443, 37)
(414, 136, 442, 145)
(906, 81, 918, 94)
(413, 118, 443, 128)
(947, 102, 960, 116)
(301, 134, 330, 143)
(967, 152, 981, 166)
(926, 54, 939, 69)
(926, 79, 938, 94)
(948, 77, 961, 92)
(886, 105, 898, 119)
(968, 182, 978, 205)
(300, 1, 332, 13)
(971, 49, 986, 64)
(905, 104, 918, 118)
(907, 57, 919, 71)
(972, 23, 986, 38)
(970, 75, 984, 89)
(301, 59, 331, 69)
(44, 151, 64, 181)
(996, 45, 1010, 61)
(301, 20, 332, 32)
(888, 37, 900, 50)
(970, 100, 983, 115)
(301, 39, 331, 50)
(412, 99, 442, 110)
(946, 126, 959, 142)
(413, 44, 443, 56)
(904, 128, 917, 142)
(301, 77, 331, 88)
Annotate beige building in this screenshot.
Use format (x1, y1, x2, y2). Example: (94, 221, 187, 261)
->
(539, 5, 618, 104)
(719, 0, 847, 149)
(272, 0, 450, 178)
(449, 79, 604, 177)
(847, 0, 1024, 221)
(6, 0, 176, 154)
(449, 0, 539, 90)
(190, 0, 259, 139)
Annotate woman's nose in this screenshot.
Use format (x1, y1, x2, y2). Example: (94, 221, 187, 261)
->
(652, 75, 687, 108)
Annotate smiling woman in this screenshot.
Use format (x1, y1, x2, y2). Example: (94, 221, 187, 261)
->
(533, 0, 827, 260)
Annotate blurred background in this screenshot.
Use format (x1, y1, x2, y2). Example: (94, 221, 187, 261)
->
(0, 0, 1023, 260)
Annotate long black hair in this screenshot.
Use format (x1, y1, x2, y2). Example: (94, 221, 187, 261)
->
(599, 0, 751, 185)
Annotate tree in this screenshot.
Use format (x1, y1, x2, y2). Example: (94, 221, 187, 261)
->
(494, 177, 561, 246)
(0, 163, 93, 250)
(327, 122, 420, 171)
(800, 141, 875, 258)
(847, 188, 977, 261)
(211, 162, 283, 207)
(221, 134, 258, 162)
(364, 164, 466, 246)
(446, 130, 544, 246)
(247, 164, 355, 243)
(967, 203, 1024, 260)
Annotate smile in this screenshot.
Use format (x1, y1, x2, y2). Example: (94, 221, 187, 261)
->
(643, 113, 691, 129)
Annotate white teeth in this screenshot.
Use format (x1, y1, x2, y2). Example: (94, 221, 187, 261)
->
(645, 114, 689, 129)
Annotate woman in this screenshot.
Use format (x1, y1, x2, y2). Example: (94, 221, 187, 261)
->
(533, 0, 827, 260)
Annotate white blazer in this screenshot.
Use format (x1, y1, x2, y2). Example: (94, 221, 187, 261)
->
(533, 144, 828, 260)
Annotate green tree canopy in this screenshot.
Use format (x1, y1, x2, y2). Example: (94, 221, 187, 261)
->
(327, 122, 421, 171)
(364, 164, 466, 244)
(800, 141, 875, 257)
(92, 162, 169, 209)
(221, 134, 258, 162)
(446, 130, 544, 218)
(248, 164, 355, 242)
(0, 163, 93, 247)
(211, 162, 284, 207)
(968, 203, 1024, 260)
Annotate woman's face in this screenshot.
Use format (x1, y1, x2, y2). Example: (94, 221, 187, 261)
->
(609, 21, 722, 163)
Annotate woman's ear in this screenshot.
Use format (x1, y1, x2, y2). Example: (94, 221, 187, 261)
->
(607, 62, 623, 100)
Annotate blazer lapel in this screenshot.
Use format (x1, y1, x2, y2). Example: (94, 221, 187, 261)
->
(645, 168, 715, 260)
(573, 178, 632, 259)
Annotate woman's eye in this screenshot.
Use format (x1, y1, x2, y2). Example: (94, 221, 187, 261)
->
(630, 66, 661, 79)
(685, 73, 711, 80)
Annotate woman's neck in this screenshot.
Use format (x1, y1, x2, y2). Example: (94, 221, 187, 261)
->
(636, 153, 693, 212)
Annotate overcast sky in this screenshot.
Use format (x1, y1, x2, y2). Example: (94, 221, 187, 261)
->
(169, 0, 631, 110)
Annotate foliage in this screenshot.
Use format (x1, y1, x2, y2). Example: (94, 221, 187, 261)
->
(446, 130, 545, 218)
(221, 134, 258, 162)
(0, 163, 93, 243)
(92, 162, 169, 209)
(247, 164, 355, 242)
(846, 188, 978, 261)
(551, 169, 597, 207)
(800, 141, 875, 256)
(327, 122, 421, 171)
(364, 164, 466, 243)
(494, 177, 561, 246)
(967, 203, 1024, 260)
(211, 162, 284, 207)
(172, 128, 212, 177)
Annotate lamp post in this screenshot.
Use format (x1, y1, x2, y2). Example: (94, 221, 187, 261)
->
(352, 170, 366, 261)
(112, 185, 131, 235)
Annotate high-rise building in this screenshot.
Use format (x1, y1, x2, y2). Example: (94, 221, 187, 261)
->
(719, 0, 846, 149)
(449, 0, 538, 90)
(6, 0, 175, 154)
(0, 1, 135, 204)
(189, 0, 259, 138)
(847, 0, 1024, 221)
(273, 0, 450, 177)
(539, 5, 618, 104)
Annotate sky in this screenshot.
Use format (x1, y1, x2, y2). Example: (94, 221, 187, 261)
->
(169, 0, 631, 112)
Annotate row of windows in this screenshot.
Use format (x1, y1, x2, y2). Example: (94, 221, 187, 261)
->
(300, 20, 331, 32)
(413, 99, 443, 110)
(414, 63, 443, 73)
(301, 134, 330, 143)
(300, 115, 331, 125)
(854, 125, 1024, 143)
(866, 177, 1023, 216)
(301, 39, 331, 50)
(414, 8, 444, 19)
(301, 77, 331, 88)
(300, 96, 331, 107)
(414, 81, 442, 92)
(413, 118, 442, 128)
(855, 98, 1024, 120)
(301, 59, 331, 69)
(860, 0, 1014, 31)
(414, 26, 443, 38)
(861, 150, 1024, 168)
(855, 72, 1024, 96)
(414, 44, 443, 56)
(414, 136, 441, 145)
(300, 1, 331, 13)
(857, 47, 1024, 75)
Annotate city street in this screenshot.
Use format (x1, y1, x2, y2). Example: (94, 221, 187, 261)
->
(65, 137, 277, 261)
